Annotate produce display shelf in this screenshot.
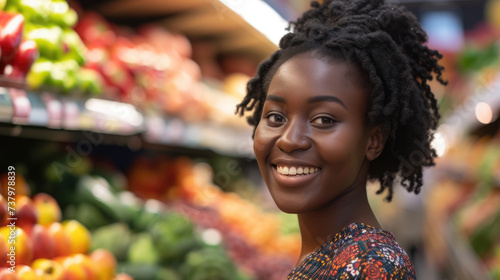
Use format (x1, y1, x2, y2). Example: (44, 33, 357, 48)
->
(0, 82, 254, 158)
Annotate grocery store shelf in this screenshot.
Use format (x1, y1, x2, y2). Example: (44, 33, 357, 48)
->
(0, 123, 143, 147)
(0, 81, 254, 158)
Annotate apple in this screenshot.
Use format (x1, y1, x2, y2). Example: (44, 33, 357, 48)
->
(61, 263, 87, 280)
(0, 227, 33, 266)
(89, 249, 116, 280)
(0, 237, 8, 267)
(31, 224, 56, 260)
(47, 223, 72, 257)
(0, 174, 31, 198)
(60, 256, 90, 280)
(13, 196, 37, 229)
(0, 267, 18, 280)
(70, 254, 98, 280)
(0, 195, 7, 226)
(32, 193, 61, 227)
(34, 270, 50, 280)
(15, 266, 36, 280)
(61, 220, 91, 255)
(31, 259, 63, 280)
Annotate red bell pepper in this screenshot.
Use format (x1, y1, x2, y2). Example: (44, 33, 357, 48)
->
(6, 65, 25, 80)
(11, 39, 39, 75)
(74, 12, 116, 48)
(0, 12, 24, 63)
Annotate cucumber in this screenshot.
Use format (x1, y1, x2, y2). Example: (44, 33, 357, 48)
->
(76, 175, 126, 222)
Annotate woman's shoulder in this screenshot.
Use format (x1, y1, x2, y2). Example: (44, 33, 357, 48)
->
(326, 223, 417, 279)
(287, 223, 417, 279)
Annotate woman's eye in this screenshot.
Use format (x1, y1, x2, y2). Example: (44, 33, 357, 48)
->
(267, 113, 286, 123)
(312, 116, 336, 125)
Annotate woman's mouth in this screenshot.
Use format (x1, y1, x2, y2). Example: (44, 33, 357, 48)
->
(270, 164, 321, 188)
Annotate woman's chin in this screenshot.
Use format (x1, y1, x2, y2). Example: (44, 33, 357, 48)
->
(273, 199, 307, 214)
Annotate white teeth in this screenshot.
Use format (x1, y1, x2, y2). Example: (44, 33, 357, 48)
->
(276, 166, 320, 176)
(282, 166, 289, 175)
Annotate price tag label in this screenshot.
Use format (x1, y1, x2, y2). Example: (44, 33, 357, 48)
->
(42, 93, 62, 128)
(8, 88, 30, 124)
(62, 98, 81, 130)
(0, 87, 13, 122)
(26, 91, 48, 126)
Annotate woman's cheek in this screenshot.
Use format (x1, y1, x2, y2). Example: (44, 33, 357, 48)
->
(254, 124, 280, 164)
(317, 133, 355, 173)
(321, 133, 366, 184)
(253, 124, 269, 160)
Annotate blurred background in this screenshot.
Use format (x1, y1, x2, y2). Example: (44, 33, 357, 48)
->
(0, 0, 499, 279)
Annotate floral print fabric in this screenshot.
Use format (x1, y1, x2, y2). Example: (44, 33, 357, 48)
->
(287, 223, 416, 280)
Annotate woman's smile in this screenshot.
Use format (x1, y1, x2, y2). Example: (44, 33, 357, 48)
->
(269, 156, 323, 188)
(270, 162, 322, 188)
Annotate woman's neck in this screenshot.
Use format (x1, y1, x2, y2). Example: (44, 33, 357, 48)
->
(295, 182, 380, 266)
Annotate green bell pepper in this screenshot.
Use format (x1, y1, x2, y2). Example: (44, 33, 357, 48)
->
(26, 57, 52, 88)
(50, 58, 78, 92)
(25, 24, 63, 59)
(48, 0, 77, 28)
(76, 68, 103, 96)
(62, 28, 86, 66)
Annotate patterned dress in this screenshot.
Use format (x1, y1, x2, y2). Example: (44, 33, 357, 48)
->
(287, 223, 416, 280)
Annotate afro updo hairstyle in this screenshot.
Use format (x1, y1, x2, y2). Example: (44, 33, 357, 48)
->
(236, 0, 447, 201)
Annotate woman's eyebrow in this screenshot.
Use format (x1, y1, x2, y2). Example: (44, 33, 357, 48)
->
(307, 95, 346, 109)
(266, 94, 285, 103)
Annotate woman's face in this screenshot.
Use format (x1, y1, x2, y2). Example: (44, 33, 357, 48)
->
(253, 54, 374, 213)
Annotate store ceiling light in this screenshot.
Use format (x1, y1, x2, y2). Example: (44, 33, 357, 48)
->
(475, 102, 493, 124)
(219, 0, 288, 46)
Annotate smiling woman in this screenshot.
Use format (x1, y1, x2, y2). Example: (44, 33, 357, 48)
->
(236, 0, 446, 279)
(255, 56, 374, 215)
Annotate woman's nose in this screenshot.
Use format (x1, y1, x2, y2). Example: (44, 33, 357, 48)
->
(276, 119, 311, 153)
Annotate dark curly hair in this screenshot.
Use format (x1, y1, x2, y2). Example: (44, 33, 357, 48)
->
(236, 0, 447, 201)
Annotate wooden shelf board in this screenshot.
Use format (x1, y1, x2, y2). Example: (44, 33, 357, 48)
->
(97, 0, 210, 17)
(90, 0, 279, 60)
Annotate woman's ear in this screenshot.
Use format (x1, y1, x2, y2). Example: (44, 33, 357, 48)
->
(365, 124, 388, 161)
